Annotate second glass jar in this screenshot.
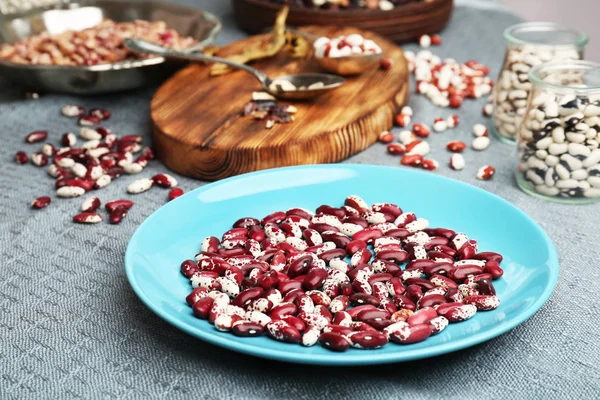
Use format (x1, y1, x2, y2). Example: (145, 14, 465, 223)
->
(516, 60, 600, 203)
(493, 22, 588, 143)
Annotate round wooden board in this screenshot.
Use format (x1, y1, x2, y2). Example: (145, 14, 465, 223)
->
(151, 26, 409, 181)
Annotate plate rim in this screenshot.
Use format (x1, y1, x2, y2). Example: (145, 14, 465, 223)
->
(125, 164, 559, 365)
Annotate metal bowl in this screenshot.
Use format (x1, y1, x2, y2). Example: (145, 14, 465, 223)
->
(0, 0, 221, 94)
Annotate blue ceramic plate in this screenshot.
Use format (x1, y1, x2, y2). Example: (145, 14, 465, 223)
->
(125, 164, 559, 365)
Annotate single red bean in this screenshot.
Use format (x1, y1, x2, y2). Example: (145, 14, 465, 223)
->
(224, 267, 244, 285)
(278, 280, 302, 294)
(367, 273, 393, 285)
(465, 273, 493, 286)
(302, 229, 322, 246)
(269, 302, 297, 320)
(478, 278, 496, 296)
(440, 304, 477, 322)
(425, 237, 450, 248)
(389, 324, 433, 344)
(180, 260, 199, 278)
(25, 130, 48, 143)
(280, 315, 306, 332)
(266, 320, 301, 343)
(364, 318, 394, 330)
(386, 228, 411, 239)
(219, 248, 246, 257)
(371, 203, 402, 217)
(232, 287, 264, 308)
(257, 270, 279, 290)
(457, 243, 477, 260)
(350, 321, 379, 333)
(261, 211, 286, 226)
(240, 261, 269, 275)
(306, 291, 331, 307)
(418, 294, 448, 308)
(288, 254, 313, 278)
(332, 310, 353, 325)
(376, 249, 409, 263)
(352, 228, 383, 243)
(321, 231, 351, 248)
(324, 325, 354, 336)
(282, 288, 305, 304)
(186, 287, 209, 306)
(192, 297, 214, 319)
(350, 293, 380, 307)
(463, 295, 500, 311)
(316, 205, 346, 219)
(424, 228, 456, 239)
(320, 249, 348, 262)
(329, 295, 350, 313)
(407, 307, 438, 326)
(351, 248, 372, 266)
(392, 295, 416, 311)
(319, 332, 350, 352)
(232, 322, 265, 337)
(340, 281, 353, 296)
(270, 250, 286, 270)
(347, 304, 378, 319)
(473, 252, 503, 263)
(314, 304, 333, 322)
(424, 263, 454, 276)
(109, 205, 128, 224)
(347, 265, 373, 281)
(429, 275, 458, 290)
(233, 217, 260, 229)
(405, 278, 435, 291)
(406, 259, 436, 270)
(484, 260, 504, 279)
(355, 309, 389, 322)
(286, 208, 313, 220)
(427, 251, 454, 263)
(309, 223, 340, 233)
(346, 240, 367, 256)
(445, 287, 463, 302)
(435, 302, 464, 316)
(248, 225, 265, 242)
(406, 284, 423, 302)
(431, 245, 457, 257)
(348, 331, 388, 349)
(302, 268, 328, 291)
(448, 265, 484, 281)
(386, 277, 406, 296)
(345, 216, 369, 228)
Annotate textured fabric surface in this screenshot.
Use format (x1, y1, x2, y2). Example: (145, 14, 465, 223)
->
(1, 2, 599, 399)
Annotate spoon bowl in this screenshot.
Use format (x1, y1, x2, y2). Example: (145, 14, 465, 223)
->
(266, 73, 345, 100)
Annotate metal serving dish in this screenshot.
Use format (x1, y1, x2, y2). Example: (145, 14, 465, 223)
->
(0, 0, 221, 94)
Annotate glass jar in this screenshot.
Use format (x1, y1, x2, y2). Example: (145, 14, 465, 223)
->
(516, 60, 600, 203)
(493, 22, 588, 143)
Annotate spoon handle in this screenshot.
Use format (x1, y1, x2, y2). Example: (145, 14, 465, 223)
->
(124, 38, 269, 85)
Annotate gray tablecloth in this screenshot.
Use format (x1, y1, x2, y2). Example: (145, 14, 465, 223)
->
(1, 2, 599, 399)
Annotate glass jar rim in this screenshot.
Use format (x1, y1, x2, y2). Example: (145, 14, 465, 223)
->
(504, 22, 588, 48)
(529, 60, 600, 94)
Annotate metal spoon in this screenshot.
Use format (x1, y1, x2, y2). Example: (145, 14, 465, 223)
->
(124, 38, 344, 100)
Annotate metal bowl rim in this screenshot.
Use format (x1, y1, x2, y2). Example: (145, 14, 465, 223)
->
(0, 0, 222, 72)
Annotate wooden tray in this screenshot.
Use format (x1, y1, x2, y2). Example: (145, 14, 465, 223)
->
(151, 26, 409, 181)
(232, 0, 453, 43)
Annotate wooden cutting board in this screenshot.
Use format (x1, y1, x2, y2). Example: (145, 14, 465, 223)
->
(151, 26, 409, 181)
